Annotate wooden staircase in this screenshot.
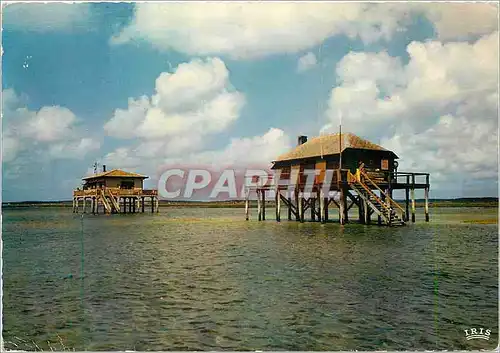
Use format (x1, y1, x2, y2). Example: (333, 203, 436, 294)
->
(349, 170, 406, 226)
(105, 189, 121, 213)
(99, 189, 112, 214)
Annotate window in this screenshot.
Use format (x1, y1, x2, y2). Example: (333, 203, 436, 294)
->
(381, 159, 389, 170)
(120, 180, 134, 189)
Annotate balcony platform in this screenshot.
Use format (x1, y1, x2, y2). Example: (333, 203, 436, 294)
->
(72, 187, 159, 214)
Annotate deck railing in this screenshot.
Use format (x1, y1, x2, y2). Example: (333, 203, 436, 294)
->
(73, 188, 158, 197)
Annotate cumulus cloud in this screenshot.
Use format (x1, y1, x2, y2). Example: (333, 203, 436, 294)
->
(111, 3, 498, 59)
(104, 57, 245, 153)
(102, 127, 292, 182)
(325, 31, 498, 192)
(421, 3, 499, 41)
(2, 3, 92, 32)
(1, 88, 100, 163)
(110, 3, 415, 59)
(297, 52, 318, 73)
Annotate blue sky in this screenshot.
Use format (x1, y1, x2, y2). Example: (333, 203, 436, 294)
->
(2, 2, 498, 201)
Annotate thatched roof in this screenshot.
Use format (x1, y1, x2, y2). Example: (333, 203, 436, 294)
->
(83, 169, 148, 180)
(274, 133, 396, 162)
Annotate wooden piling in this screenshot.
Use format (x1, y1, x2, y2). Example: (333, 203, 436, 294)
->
(275, 189, 281, 222)
(294, 189, 300, 221)
(405, 176, 410, 222)
(424, 175, 429, 222)
(245, 190, 249, 221)
(287, 194, 292, 220)
(411, 174, 416, 223)
(310, 195, 316, 221)
(298, 192, 304, 223)
(319, 190, 325, 223)
(257, 189, 262, 221)
(339, 189, 345, 225)
(262, 189, 266, 221)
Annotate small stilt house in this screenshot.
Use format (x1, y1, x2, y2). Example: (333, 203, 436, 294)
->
(73, 165, 159, 214)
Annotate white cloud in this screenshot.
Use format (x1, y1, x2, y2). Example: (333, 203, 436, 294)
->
(104, 57, 245, 149)
(110, 3, 414, 59)
(324, 31, 499, 192)
(1, 89, 100, 163)
(2, 3, 92, 32)
(297, 52, 318, 73)
(102, 127, 292, 180)
(421, 3, 499, 41)
(111, 3, 498, 59)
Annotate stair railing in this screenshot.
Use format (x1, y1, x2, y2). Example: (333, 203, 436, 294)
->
(347, 171, 391, 213)
(359, 169, 406, 220)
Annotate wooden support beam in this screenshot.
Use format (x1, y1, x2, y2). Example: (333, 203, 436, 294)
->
(319, 190, 325, 224)
(294, 190, 300, 221)
(425, 174, 430, 222)
(276, 189, 281, 222)
(411, 174, 416, 223)
(343, 187, 348, 223)
(257, 189, 262, 221)
(310, 196, 316, 221)
(378, 191, 383, 226)
(339, 189, 345, 225)
(245, 189, 250, 221)
(142, 197, 145, 213)
(324, 196, 329, 222)
(405, 176, 410, 222)
(151, 197, 154, 213)
(298, 192, 304, 223)
(262, 189, 266, 221)
(287, 194, 292, 220)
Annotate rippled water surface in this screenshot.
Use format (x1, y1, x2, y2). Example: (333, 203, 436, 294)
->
(3, 207, 498, 350)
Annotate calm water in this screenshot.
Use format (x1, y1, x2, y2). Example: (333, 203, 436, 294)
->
(2, 207, 498, 350)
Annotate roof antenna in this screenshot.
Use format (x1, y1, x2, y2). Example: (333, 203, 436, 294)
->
(93, 161, 99, 174)
(339, 109, 343, 170)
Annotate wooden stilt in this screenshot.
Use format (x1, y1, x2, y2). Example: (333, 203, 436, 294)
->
(339, 190, 345, 225)
(257, 189, 262, 221)
(405, 176, 410, 222)
(287, 194, 292, 220)
(141, 197, 145, 213)
(424, 175, 429, 222)
(378, 190, 383, 226)
(276, 189, 281, 222)
(310, 195, 316, 221)
(262, 190, 266, 221)
(358, 195, 364, 224)
(319, 190, 325, 224)
(324, 196, 329, 222)
(298, 192, 304, 223)
(411, 174, 416, 223)
(245, 189, 250, 221)
(294, 189, 300, 221)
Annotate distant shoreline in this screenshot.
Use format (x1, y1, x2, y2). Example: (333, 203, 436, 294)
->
(2, 198, 498, 209)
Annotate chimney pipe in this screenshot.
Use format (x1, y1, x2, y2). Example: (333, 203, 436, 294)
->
(103, 165, 106, 172)
(298, 135, 307, 146)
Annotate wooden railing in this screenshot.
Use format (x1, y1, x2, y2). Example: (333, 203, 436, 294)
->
(359, 169, 406, 216)
(73, 188, 157, 197)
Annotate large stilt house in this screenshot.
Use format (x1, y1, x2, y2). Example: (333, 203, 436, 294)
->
(245, 132, 430, 226)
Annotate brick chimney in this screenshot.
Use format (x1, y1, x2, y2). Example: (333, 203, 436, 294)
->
(298, 135, 308, 145)
(102, 165, 106, 172)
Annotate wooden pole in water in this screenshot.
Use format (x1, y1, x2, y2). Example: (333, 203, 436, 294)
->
(411, 174, 416, 223)
(275, 189, 281, 222)
(310, 195, 315, 221)
(262, 189, 266, 221)
(378, 190, 383, 226)
(405, 175, 410, 222)
(294, 189, 300, 221)
(245, 189, 250, 221)
(257, 189, 262, 221)
(298, 192, 304, 223)
(425, 174, 430, 222)
(287, 194, 292, 220)
(319, 189, 325, 223)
